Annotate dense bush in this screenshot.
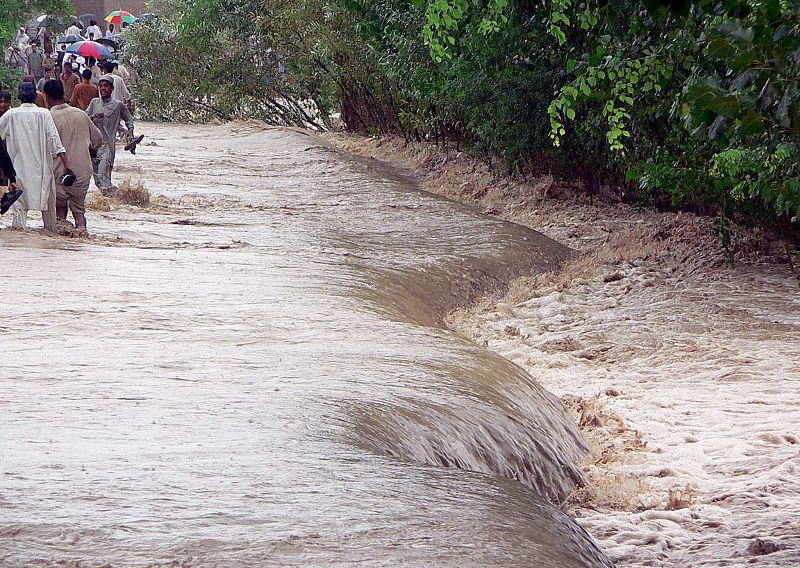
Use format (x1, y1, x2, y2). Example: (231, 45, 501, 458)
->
(1, 0, 71, 90)
(122, 0, 336, 125)
(123, 0, 799, 241)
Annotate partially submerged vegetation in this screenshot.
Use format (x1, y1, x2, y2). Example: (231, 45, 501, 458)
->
(121, 0, 798, 251)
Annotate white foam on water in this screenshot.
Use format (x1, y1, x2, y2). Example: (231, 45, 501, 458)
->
(450, 256, 800, 566)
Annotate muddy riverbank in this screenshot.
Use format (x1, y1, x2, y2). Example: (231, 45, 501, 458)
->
(328, 133, 800, 566)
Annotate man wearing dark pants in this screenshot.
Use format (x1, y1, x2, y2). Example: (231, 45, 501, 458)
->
(0, 135, 21, 215)
(0, 89, 22, 215)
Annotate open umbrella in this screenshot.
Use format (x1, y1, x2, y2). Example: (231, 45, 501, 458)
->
(139, 13, 159, 21)
(96, 38, 118, 50)
(105, 10, 137, 25)
(77, 13, 97, 22)
(58, 34, 84, 44)
(66, 40, 114, 60)
(36, 14, 75, 28)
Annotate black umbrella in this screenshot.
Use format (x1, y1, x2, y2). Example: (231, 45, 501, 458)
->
(96, 38, 118, 50)
(59, 34, 84, 44)
(77, 13, 97, 22)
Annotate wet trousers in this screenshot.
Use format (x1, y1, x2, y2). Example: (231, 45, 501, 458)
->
(92, 143, 116, 194)
(10, 186, 56, 232)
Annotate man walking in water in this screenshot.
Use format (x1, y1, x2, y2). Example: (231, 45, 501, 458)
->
(0, 82, 72, 231)
(87, 74, 136, 196)
(0, 138, 20, 214)
(44, 79, 102, 232)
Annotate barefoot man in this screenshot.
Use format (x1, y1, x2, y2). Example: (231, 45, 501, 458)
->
(0, 82, 72, 231)
(44, 79, 102, 232)
(86, 74, 136, 197)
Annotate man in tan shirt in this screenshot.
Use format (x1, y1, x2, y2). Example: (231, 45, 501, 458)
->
(43, 79, 102, 231)
(59, 63, 80, 103)
(70, 70, 98, 111)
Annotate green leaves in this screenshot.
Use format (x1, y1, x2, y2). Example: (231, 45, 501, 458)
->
(124, 0, 800, 232)
(711, 144, 800, 219)
(416, 0, 509, 61)
(683, 3, 799, 149)
(0, 0, 72, 38)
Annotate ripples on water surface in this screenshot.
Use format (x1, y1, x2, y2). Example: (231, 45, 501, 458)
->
(0, 124, 611, 566)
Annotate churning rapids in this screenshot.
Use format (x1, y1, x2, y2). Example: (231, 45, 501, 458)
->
(0, 123, 613, 567)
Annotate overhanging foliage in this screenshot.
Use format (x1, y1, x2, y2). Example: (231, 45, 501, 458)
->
(123, 0, 799, 240)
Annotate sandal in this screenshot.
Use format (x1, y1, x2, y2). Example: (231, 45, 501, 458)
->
(0, 189, 23, 215)
(124, 134, 145, 154)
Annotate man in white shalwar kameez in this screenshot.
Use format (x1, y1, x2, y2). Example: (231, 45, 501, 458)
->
(0, 82, 72, 231)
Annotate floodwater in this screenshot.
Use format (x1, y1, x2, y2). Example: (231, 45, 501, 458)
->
(448, 217, 800, 565)
(0, 124, 612, 566)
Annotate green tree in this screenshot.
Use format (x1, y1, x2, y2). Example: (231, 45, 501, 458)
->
(1, 0, 73, 89)
(125, 0, 800, 241)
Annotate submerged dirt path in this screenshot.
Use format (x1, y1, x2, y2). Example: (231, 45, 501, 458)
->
(330, 134, 800, 567)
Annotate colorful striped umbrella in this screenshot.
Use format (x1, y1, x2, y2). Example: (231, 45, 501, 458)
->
(104, 10, 137, 25)
(66, 40, 115, 60)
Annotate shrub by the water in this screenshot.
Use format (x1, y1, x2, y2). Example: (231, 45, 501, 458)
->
(123, 0, 800, 247)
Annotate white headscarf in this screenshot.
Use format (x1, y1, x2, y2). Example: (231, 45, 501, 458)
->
(16, 28, 30, 48)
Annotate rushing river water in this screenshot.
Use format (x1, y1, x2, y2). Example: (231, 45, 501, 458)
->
(0, 123, 612, 566)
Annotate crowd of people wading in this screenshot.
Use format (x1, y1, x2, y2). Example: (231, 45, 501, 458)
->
(0, 11, 148, 235)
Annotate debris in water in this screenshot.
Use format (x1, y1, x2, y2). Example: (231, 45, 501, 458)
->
(748, 538, 786, 555)
(603, 271, 624, 283)
(665, 487, 692, 510)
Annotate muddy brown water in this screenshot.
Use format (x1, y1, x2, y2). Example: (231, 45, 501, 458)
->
(0, 123, 612, 566)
